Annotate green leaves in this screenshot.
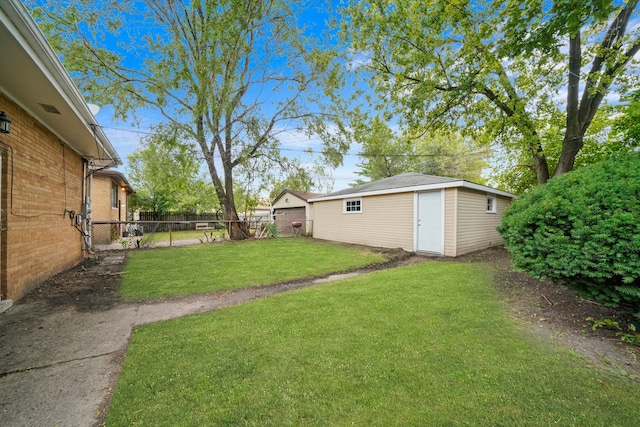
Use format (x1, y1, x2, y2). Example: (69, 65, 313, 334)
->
(334, 0, 640, 191)
(499, 152, 640, 313)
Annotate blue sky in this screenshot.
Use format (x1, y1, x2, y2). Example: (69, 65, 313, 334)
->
(82, 0, 363, 194)
(45, 0, 640, 195)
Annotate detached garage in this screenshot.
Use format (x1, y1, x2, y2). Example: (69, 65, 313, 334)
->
(309, 173, 517, 257)
(271, 190, 321, 236)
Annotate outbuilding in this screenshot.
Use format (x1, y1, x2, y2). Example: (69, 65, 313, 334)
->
(309, 173, 516, 256)
(271, 189, 321, 236)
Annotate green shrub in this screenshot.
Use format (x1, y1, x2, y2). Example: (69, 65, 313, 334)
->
(498, 153, 640, 315)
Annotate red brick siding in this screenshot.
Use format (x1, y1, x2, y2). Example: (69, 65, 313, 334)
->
(0, 94, 86, 301)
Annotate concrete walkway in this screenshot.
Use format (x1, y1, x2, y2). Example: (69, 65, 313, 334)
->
(0, 253, 403, 426)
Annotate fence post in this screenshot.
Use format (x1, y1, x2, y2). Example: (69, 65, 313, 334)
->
(169, 223, 172, 247)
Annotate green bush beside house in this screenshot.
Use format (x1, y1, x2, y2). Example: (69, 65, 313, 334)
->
(498, 153, 640, 315)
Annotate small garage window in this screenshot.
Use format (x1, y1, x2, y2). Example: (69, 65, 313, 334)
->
(344, 198, 362, 213)
(487, 194, 496, 213)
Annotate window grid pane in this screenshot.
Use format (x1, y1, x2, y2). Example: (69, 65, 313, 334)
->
(345, 199, 361, 212)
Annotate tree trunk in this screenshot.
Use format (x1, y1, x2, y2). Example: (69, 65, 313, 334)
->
(555, 32, 584, 177)
(554, 2, 640, 177)
(554, 134, 584, 176)
(221, 201, 248, 240)
(202, 147, 248, 240)
(530, 143, 550, 185)
(223, 158, 248, 240)
(479, 81, 551, 185)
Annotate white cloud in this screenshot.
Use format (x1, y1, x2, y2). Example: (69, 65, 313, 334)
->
(331, 164, 360, 190)
(275, 128, 321, 150)
(347, 49, 372, 70)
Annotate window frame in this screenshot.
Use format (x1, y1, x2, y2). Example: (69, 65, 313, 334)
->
(486, 194, 496, 213)
(111, 182, 118, 209)
(343, 197, 362, 214)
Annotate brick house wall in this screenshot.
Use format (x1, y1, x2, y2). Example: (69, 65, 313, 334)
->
(0, 94, 86, 301)
(92, 175, 128, 222)
(91, 173, 130, 244)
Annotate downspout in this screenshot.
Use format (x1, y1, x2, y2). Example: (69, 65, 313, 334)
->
(82, 164, 92, 252)
(81, 161, 89, 252)
(82, 161, 86, 206)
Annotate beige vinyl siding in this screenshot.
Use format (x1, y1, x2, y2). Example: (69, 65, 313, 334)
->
(272, 194, 307, 210)
(455, 188, 510, 256)
(313, 193, 414, 251)
(307, 203, 315, 234)
(443, 188, 457, 256)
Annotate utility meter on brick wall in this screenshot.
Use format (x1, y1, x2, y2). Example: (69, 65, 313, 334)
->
(81, 196, 91, 220)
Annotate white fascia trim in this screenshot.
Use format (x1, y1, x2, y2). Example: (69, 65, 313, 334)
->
(461, 181, 518, 199)
(309, 181, 465, 202)
(1, 0, 120, 165)
(310, 181, 517, 202)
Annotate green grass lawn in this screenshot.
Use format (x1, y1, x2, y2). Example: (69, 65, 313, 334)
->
(107, 261, 640, 426)
(120, 239, 387, 300)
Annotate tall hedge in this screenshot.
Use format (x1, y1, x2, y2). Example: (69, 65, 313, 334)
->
(498, 153, 640, 314)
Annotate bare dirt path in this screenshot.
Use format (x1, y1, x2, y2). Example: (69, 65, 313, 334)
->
(0, 245, 637, 426)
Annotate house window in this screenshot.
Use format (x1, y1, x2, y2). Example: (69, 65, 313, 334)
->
(487, 194, 496, 213)
(111, 182, 118, 209)
(344, 198, 362, 213)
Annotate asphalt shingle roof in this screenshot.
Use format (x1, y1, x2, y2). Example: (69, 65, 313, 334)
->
(322, 173, 460, 198)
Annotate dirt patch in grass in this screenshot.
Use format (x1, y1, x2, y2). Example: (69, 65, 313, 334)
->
(25, 252, 125, 313)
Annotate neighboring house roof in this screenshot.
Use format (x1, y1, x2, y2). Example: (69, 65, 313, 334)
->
(309, 173, 517, 202)
(272, 189, 323, 205)
(93, 169, 134, 193)
(0, 0, 120, 168)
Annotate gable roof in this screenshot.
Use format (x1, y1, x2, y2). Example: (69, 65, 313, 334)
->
(0, 0, 120, 168)
(309, 173, 516, 201)
(272, 189, 323, 205)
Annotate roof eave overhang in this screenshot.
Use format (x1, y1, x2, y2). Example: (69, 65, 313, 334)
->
(0, 0, 121, 168)
(309, 181, 517, 202)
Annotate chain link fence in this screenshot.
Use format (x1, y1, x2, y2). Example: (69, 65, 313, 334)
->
(90, 219, 268, 251)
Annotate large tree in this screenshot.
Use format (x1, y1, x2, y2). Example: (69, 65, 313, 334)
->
(336, 0, 640, 192)
(30, 0, 338, 238)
